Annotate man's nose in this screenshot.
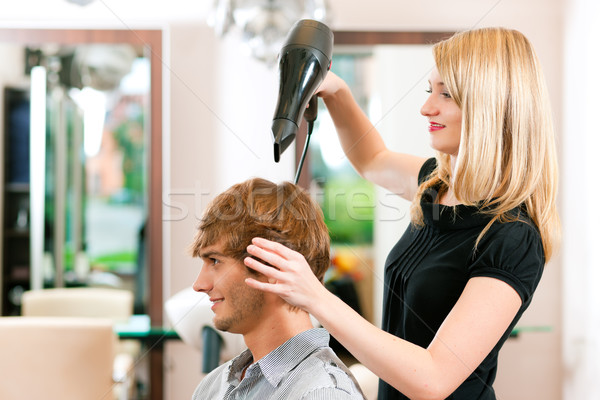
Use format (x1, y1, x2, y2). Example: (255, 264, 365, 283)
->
(192, 266, 212, 293)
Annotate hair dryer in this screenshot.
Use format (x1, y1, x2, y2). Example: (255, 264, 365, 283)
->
(271, 19, 333, 163)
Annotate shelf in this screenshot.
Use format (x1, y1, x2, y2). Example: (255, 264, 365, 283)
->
(4, 278, 30, 286)
(7, 265, 30, 281)
(4, 182, 30, 193)
(4, 229, 30, 238)
(509, 325, 552, 338)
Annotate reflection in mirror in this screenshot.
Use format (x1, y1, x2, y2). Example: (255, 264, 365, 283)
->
(1, 42, 150, 315)
(308, 44, 436, 334)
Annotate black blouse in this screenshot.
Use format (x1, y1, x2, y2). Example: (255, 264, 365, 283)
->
(378, 158, 545, 400)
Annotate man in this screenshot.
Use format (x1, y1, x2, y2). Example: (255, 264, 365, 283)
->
(190, 177, 365, 400)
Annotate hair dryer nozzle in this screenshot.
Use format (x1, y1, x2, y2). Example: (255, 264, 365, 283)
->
(272, 118, 298, 163)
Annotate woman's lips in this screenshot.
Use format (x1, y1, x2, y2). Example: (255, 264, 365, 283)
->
(428, 122, 445, 132)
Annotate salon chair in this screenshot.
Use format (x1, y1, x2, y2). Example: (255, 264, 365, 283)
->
(21, 287, 133, 320)
(0, 316, 118, 400)
(21, 287, 137, 399)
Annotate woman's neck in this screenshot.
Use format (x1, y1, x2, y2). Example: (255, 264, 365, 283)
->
(440, 155, 460, 206)
(438, 189, 461, 206)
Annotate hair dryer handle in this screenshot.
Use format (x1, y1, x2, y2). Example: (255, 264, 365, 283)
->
(304, 95, 318, 124)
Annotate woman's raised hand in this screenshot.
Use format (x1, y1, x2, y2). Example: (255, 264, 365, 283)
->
(244, 237, 327, 312)
(315, 71, 348, 100)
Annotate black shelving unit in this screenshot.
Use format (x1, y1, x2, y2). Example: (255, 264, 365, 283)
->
(2, 86, 31, 315)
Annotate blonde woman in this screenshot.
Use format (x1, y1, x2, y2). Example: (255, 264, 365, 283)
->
(245, 27, 560, 400)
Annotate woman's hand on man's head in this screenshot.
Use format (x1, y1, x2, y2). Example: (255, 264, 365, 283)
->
(244, 237, 326, 312)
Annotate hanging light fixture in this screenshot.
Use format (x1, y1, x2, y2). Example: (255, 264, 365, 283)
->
(208, 0, 332, 65)
(64, 0, 96, 5)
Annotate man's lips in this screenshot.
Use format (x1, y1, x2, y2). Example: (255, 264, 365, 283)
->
(209, 297, 224, 311)
(428, 122, 445, 132)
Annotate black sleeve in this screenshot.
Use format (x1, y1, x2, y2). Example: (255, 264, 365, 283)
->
(418, 157, 437, 185)
(468, 221, 545, 304)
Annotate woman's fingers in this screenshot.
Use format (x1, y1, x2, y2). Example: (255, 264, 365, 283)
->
(246, 244, 285, 269)
(244, 237, 323, 311)
(247, 238, 305, 271)
(244, 256, 284, 280)
(245, 277, 280, 294)
(251, 237, 299, 260)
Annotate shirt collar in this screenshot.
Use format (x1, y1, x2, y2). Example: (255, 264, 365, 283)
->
(225, 328, 330, 388)
(225, 349, 253, 385)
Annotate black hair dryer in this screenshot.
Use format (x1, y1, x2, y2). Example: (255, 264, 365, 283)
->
(271, 19, 333, 163)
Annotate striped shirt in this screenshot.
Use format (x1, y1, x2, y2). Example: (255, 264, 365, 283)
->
(191, 328, 366, 400)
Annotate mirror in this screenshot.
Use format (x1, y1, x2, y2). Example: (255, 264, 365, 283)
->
(0, 29, 163, 321)
(299, 31, 454, 329)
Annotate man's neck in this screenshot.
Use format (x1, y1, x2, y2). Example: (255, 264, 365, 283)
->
(242, 309, 314, 362)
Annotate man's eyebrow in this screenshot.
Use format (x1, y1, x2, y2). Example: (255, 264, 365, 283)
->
(199, 250, 226, 259)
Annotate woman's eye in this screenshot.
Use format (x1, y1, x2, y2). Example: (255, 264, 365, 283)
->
(425, 88, 432, 94)
(441, 92, 452, 99)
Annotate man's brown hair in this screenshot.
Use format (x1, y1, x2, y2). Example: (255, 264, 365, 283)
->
(191, 178, 330, 281)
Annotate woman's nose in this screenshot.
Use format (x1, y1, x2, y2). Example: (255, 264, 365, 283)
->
(420, 96, 438, 117)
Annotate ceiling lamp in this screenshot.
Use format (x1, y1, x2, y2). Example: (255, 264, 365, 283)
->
(65, 0, 96, 5)
(208, 0, 332, 65)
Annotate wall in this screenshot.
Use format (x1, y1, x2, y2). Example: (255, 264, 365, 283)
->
(562, 0, 600, 399)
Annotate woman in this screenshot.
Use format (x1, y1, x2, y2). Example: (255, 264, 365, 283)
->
(244, 27, 560, 400)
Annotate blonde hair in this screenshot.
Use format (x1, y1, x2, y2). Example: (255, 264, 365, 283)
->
(411, 27, 560, 260)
